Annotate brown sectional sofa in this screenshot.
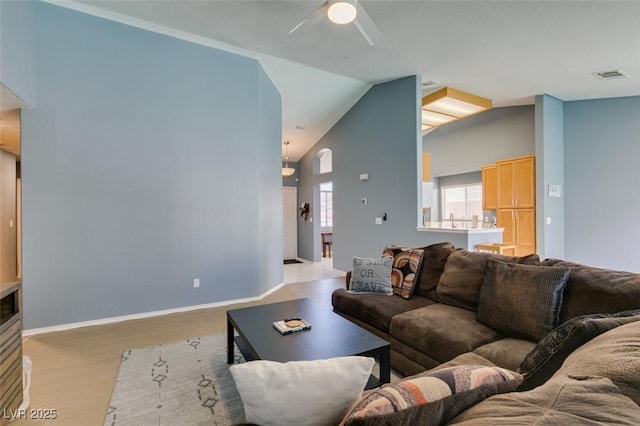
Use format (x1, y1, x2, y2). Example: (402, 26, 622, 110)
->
(331, 243, 640, 376)
(333, 242, 640, 424)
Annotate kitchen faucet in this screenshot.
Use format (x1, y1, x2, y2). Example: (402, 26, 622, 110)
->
(449, 213, 456, 228)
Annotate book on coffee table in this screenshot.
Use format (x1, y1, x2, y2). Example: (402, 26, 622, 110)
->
(273, 318, 312, 335)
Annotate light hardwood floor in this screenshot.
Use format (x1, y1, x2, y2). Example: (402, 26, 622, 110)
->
(14, 277, 344, 425)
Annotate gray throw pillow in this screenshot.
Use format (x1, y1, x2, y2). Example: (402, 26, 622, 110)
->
(477, 260, 570, 342)
(349, 257, 393, 295)
(517, 309, 640, 391)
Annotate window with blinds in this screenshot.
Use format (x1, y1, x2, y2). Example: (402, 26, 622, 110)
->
(442, 184, 483, 220)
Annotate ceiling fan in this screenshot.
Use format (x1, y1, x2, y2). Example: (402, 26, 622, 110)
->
(288, 0, 383, 46)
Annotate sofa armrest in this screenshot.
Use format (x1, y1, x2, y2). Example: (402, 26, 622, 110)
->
(345, 271, 352, 290)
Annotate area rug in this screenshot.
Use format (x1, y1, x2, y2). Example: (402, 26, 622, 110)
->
(104, 333, 246, 426)
(105, 333, 402, 425)
(284, 259, 303, 264)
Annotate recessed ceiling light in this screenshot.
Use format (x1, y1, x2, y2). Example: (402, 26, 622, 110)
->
(592, 69, 629, 80)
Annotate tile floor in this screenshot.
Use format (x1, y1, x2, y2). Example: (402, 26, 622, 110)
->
(283, 256, 346, 284)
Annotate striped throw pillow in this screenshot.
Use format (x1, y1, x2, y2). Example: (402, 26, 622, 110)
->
(340, 365, 522, 426)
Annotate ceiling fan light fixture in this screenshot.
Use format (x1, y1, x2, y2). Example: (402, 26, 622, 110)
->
(327, 1, 357, 24)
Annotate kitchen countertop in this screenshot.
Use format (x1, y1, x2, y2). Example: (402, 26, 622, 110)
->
(417, 222, 504, 234)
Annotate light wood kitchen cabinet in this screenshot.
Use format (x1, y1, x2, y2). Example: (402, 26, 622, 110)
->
(497, 208, 536, 256)
(515, 209, 536, 256)
(422, 153, 432, 182)
(497, 209, 515, 246)
(486, 154, 536, 255)
(481, 165, 497, 210)
(497, 155, 535, 209)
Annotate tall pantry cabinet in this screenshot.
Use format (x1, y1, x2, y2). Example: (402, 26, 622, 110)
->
(483, 155, 536, 256)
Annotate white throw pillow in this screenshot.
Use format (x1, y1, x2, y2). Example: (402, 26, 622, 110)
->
(230, 356, 375, 426)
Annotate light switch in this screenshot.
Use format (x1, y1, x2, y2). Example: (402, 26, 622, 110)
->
(375, 217, 382, 225)
(546, 217, 552, 225)
(359, 173, 369, 181)
(9, 220, 14, 228)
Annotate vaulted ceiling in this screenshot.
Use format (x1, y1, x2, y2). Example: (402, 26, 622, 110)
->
(5, 1, 640, 161)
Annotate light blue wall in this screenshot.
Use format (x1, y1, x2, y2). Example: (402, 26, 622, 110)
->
(0, 0, 36, 106)
(424, 106, 535, 178)
(563, 96, 640, 272)
(257, 67, 283, 293)
(20, 3, 282, 329)
(535, 94, 565, 260)
(297, 76, 440, 270)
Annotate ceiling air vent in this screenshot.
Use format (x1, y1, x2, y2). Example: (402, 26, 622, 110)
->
(422, 80, 442, 88)
(592, 69, 629, 80)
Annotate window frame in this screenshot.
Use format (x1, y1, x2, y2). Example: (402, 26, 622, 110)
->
(320, 189, 333, 227)
(441, 183, 483, 222)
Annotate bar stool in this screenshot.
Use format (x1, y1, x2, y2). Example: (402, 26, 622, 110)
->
(475, 243, 517, 256)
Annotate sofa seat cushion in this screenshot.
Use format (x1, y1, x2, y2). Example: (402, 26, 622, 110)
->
(422, 352, 498, 373)
(390, 304, 503, 363)
(556, 320, 640, 404)
(332, 289, 434, 333)
(542, 259, 640, 323)
(473, 338, 536, 371)
(437, 249, 540, 312)
(448, 374, 640, 425)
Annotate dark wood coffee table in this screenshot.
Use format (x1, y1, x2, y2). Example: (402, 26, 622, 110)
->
(227, 298, 391, 389)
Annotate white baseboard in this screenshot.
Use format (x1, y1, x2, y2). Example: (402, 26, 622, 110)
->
(23, 282, 286, 336)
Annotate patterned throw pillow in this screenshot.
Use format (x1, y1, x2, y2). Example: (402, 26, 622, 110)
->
(349, 257, 394, 295)
(381, 246, 424, 299)
(340, 365, 522, 426)
(517, 309, 640, 391)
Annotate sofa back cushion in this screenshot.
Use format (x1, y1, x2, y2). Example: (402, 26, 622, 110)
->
(414, 242, 455, 300)
(450, 374, 640, 425)
(542, 259, 640, 323)
(436, 249, 540, 311)
(477, 260, 570, 342)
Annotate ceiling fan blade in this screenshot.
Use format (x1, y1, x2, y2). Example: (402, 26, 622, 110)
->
(353, 2, 383, 46)
(288, 3, 328, 35)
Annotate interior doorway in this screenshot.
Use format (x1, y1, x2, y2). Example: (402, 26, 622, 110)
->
(282, 186, 297, 261)
(319, 182, 333, 262)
